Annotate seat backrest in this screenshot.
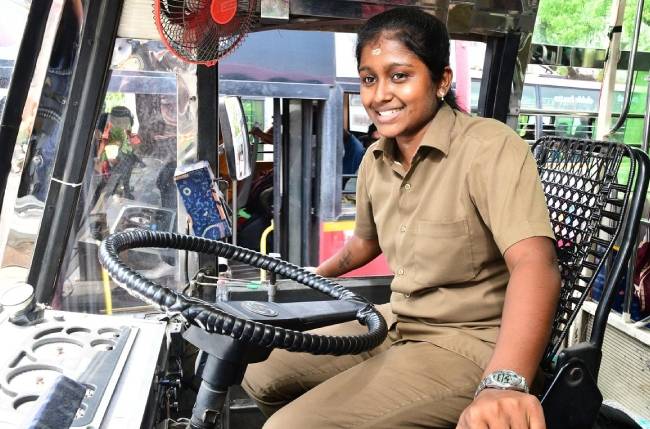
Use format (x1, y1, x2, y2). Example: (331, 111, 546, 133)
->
(532, 137, 637, 369)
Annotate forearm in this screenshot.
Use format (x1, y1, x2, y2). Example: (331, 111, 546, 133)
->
(316, 235, 381, 278)
(485, 252, 560, 382)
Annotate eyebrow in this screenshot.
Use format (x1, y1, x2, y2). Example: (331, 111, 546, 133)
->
(358, 62, 415, 73)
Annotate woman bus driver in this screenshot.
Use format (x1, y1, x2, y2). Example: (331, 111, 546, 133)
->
(243, 7, 561, 429)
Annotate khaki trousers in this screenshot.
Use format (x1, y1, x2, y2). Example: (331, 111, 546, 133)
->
(242, 304, 485, 429)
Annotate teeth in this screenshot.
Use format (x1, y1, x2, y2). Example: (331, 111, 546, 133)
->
(378, 108, 402, 116)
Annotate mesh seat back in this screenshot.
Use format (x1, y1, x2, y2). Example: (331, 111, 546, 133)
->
(532, 137, 635, 367)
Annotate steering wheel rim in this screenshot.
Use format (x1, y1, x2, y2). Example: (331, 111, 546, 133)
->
(99, 229, 388, 355)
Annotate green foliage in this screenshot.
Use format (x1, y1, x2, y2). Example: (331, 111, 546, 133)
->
(534, 0, 650, 51)
(109, 126, 127, 144)
(621, 0, 650, 50)
(103, 92, 127, 114)
(555, 66, 569, 76)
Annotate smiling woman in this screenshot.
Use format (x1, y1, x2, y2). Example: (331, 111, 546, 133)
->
(358, 37, 441, 155)
(243, 6, 561, 429)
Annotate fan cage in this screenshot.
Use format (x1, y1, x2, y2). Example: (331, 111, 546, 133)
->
(154, 0, 258, 65)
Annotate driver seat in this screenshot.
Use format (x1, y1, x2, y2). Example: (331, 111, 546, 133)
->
(532, 137, 649, 429)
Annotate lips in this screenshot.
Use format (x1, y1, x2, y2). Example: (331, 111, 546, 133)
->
(375, 107, 403, 123)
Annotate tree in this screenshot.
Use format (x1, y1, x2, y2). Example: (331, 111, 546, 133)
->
(533, 0, 650, 51)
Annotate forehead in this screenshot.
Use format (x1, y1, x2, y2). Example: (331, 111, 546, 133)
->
(359, 35, 421, 67)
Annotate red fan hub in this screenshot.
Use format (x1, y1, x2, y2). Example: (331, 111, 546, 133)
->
(211, 0, 237, 24)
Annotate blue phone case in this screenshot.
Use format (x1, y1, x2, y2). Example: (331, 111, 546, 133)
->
(174, 161, 232, 240)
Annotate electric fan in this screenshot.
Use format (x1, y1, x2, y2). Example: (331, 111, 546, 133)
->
(154, 0, 257, 65)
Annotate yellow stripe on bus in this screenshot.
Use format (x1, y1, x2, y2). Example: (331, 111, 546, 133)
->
(322, 220, 356, 232)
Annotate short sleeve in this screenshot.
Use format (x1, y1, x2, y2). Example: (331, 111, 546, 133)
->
(467, 132, 555, 254)
(354, 153, 378, 240)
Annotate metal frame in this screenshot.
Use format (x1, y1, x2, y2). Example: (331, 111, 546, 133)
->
(317, 85, 344, 222)
(272, 99, 283, 255)
(30, 0, 125, 304)
(118, 0, 539, 41)
(476, 32, 521, 124)
(219, 80, 330, 100)
(196, 64, 220, 300)
(300, 100, 315, 265)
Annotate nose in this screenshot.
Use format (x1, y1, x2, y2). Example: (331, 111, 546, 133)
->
(373, 78, 392, 105)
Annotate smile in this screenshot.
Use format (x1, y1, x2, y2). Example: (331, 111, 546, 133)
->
(375, 108, 403, 122)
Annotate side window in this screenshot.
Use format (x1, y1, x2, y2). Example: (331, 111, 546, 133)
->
(0, 2, 30, 118)
(57, 39, 197, 314)
(0, 2, 68, 272)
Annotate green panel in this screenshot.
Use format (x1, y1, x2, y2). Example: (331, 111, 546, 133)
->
(612, 71, 648, 115)
(241, 99, 265, 131)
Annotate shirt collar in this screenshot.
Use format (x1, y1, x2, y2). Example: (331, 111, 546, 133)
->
(372, 103, 456, 160)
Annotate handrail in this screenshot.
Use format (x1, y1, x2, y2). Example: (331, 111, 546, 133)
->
(592, 148, 650, 347)
(519, 109, 645, 120)
(606, 0, 646, 138)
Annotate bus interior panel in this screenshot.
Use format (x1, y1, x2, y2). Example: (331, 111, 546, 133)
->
(0, 1, 649, 428)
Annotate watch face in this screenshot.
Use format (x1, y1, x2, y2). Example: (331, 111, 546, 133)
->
(493, 371, 519, 384)
(489, 370, 524, 389)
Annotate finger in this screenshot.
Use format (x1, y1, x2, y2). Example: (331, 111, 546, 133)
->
(471, 410, 506, 429)
(508, 412, 528, 429)
(527, 399, 547, 429)
(486, 418, 509, 429)
(463, 421, 489, 429)
(457, 413, 489, 429)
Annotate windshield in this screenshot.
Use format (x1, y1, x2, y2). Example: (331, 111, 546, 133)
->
(1, 34, 197, 314)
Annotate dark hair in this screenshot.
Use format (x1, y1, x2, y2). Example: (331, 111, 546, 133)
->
(110, 105, 134, 127)
(355, 7, 463, 112)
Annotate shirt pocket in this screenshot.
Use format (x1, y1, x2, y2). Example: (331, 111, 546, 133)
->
(413, 219, 477, 285)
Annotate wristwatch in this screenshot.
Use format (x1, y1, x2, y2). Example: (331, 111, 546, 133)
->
(474, 370, 529, 397)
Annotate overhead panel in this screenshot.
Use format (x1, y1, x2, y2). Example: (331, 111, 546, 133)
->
(118, 0, 538, 40)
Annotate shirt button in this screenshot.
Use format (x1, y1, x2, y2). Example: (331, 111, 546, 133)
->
(399, 224, 407, 233)
(397, 268, 405, 276)
(404, 183, 412, 191)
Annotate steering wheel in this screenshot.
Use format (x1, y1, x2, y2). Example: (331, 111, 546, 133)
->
(98, 229, 387, 356)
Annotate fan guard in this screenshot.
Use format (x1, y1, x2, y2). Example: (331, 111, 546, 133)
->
(154, 0, 257, 66)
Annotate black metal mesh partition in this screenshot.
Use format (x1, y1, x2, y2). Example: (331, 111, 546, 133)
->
(532, 137, 635, 367)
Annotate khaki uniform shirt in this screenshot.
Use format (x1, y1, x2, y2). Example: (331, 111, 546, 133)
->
(354, 104, 555, 368)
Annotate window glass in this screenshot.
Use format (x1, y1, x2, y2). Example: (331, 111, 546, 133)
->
(220, 30, 335, 84)
(521, 84, 537, 109)
(242, 98, 265, 131)
(0, 1, 31, 118)
(470, 79, 480, 111)
(349, 94, 370, 133)
(533, 0, 650, 51)
(58, 39, 196, 314)
(539, 85, 600, 112)
(0, 0, 68, 273)
(611, 70, 648, 115)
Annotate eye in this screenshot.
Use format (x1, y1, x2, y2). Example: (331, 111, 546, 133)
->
(392, 72, 408, 81)
(361, 75, 376, 85)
